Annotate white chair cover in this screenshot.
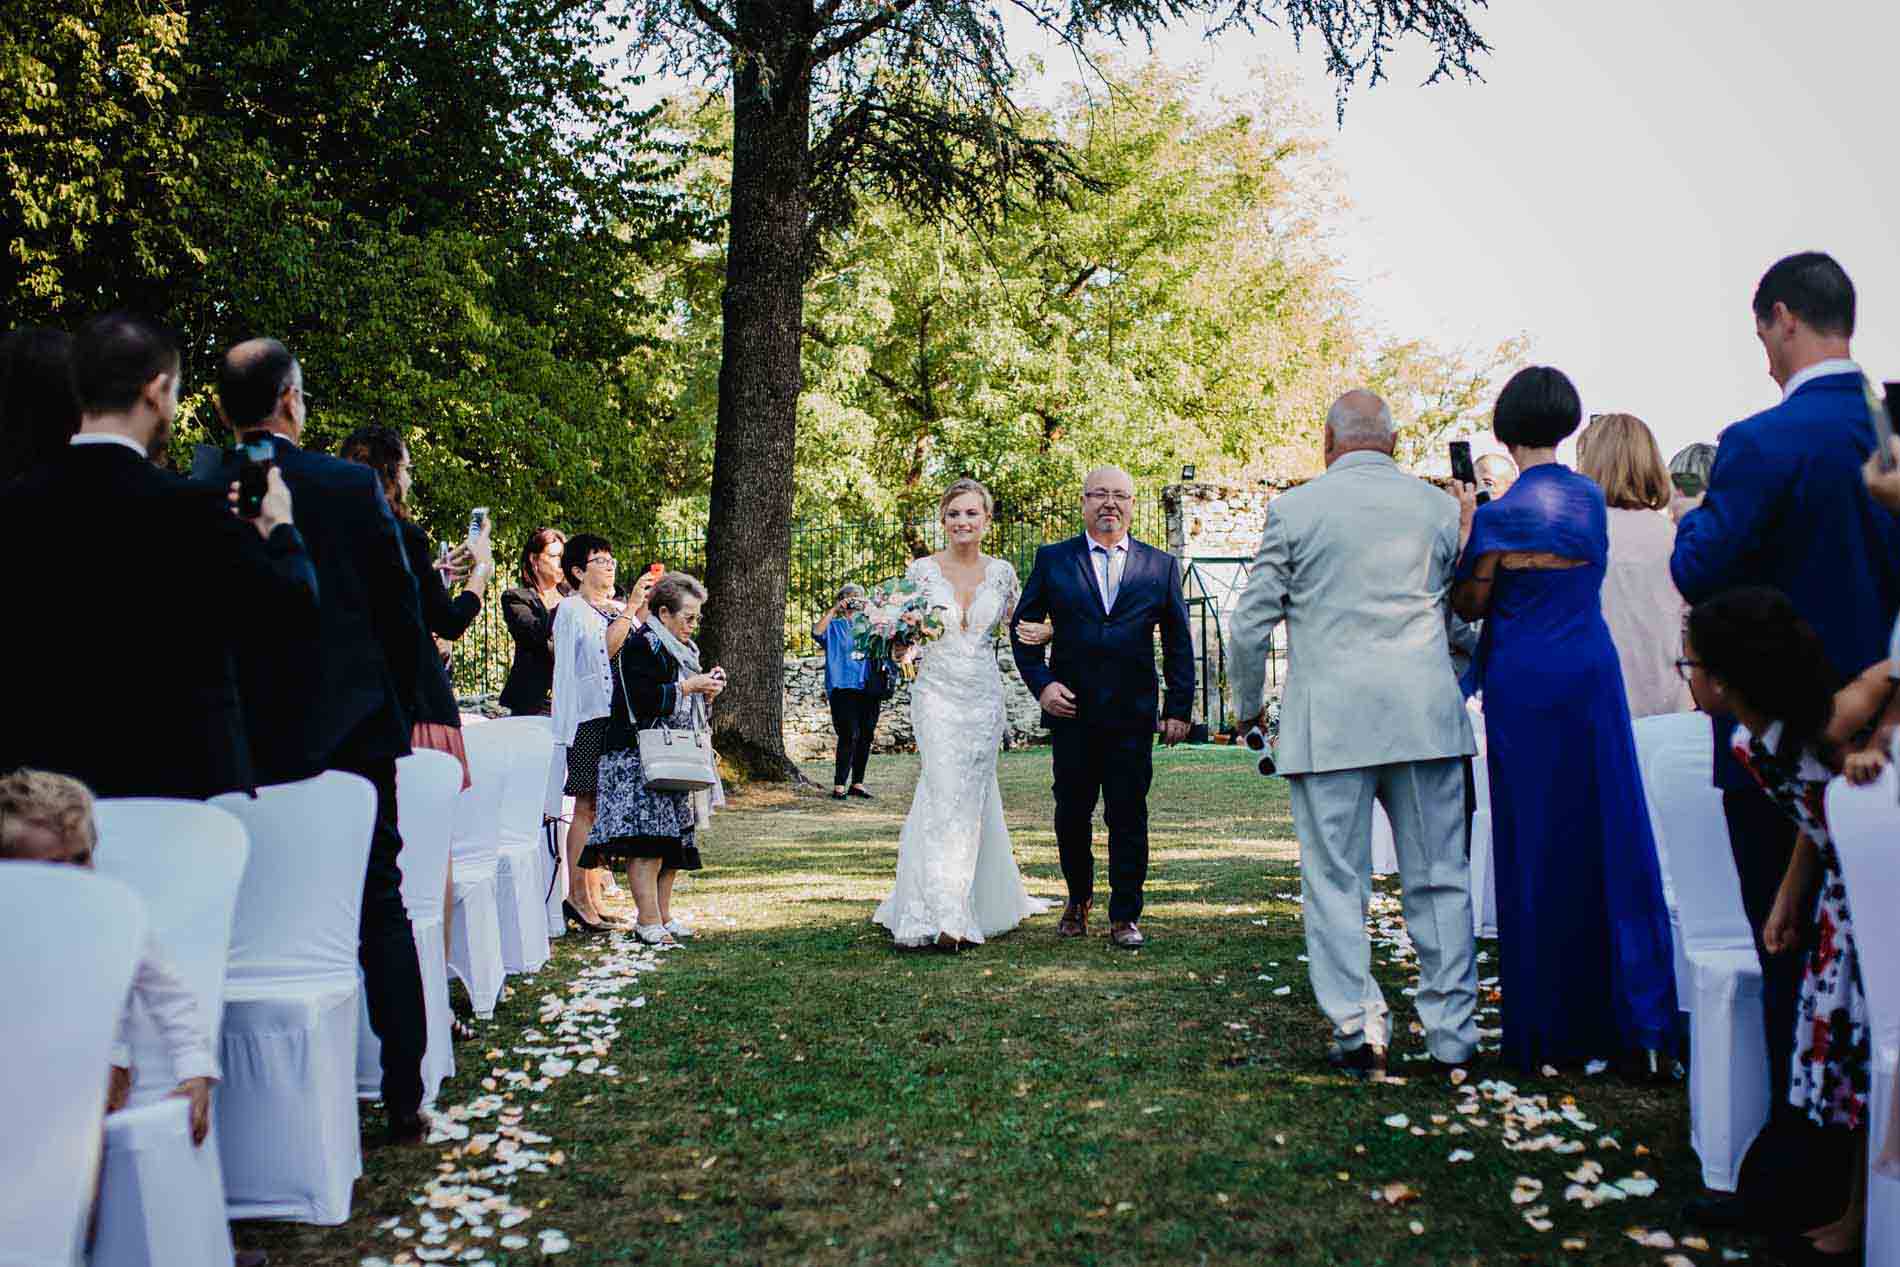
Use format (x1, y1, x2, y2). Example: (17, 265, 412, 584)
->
(92, 1099, 233, 1267)
(1369, 803, 1399, 877)
(1825, 767, 1900, 1263)
(1465, 702, 1498, 938)
(543, 742, 571, 938)
(1648, 742, 1763, 1193)
(93, 800, 249, 1103)
(1632, 712, 1709, 1020)
(209, 772, 375, 1225)
(0, 864, 145, 1266)
(448, 727, 509, 1018)
(357, 751, 461, 1107)
(486, 716, 555, 973)
(91, 799, 248, 1267)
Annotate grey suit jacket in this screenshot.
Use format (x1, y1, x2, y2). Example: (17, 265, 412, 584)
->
(1229, 449, 1476, 775)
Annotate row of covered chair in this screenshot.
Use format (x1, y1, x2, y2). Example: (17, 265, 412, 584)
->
(0, 717, 568, 1262)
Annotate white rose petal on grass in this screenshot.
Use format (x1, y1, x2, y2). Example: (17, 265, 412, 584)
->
(1272, 986, 1293, 997)
(1615, 1173, 1658, 1198)
(1447, 1149, 1475, 1164)
(1384, 1114, 1411, 1129)
(1584, 1059, 1609, 1075)
(499, 1236, 529, 1250)
(1408, 1220, 1424, 1235)
(1661, 1257, 1696, 1267)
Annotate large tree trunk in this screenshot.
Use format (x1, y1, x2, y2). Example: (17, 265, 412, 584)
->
(699, 15, 812, 782)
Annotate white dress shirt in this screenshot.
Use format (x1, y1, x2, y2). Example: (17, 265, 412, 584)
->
(551, 596, 615, 746)
(1088, 536, 1129, 613)
(112, 930, 218, 1083)
(1782, 357, 1861, 402)
(69, 432, 149, 457)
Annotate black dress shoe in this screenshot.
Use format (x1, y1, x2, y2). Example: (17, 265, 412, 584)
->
(1325, 1042, 1388, 1079)
(382, 1114, 428, 1147)
(848, 786, 874, 799)
(1681, 1192, 1750, 1229)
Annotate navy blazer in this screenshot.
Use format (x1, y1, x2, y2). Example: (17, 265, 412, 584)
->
(220, 433, 427, 779)
(1671, 370, 1900, 789)
(1010, 534, 1195, 733)
(0, 441, 318, 797)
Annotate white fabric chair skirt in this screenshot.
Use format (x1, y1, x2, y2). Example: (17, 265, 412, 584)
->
(91, 799, 250, 1263)
(0, 865, 145, 1266)
(543, 742, 571, 938)
(1825, 768, 1900, 1263)
(488, 717, 555, 974)
(449, 731, 510, 1018)
(92, 1099, 235, 1267)
(1647, 741, 1762, 1192)
(210, 772, 376, 1225)
(358, 750, 462, 1107)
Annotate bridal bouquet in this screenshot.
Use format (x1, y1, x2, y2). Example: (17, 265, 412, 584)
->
(849, 577, 947, 680)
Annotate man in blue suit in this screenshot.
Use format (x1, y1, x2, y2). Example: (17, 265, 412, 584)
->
(1010, 466, 1195, 949)
(1671, 251, 1900, 1227)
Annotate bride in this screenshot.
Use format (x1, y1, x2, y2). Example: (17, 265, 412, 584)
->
(873, 478, 1053, 950)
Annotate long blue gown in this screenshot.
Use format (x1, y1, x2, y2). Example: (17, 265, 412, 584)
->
(1458, 464, 1679, 1069)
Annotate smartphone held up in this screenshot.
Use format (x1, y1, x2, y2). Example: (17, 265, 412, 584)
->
(235, 437, 275, 519)
(1864, 376, 1898, 474)
(1448, 439, 1489, 505)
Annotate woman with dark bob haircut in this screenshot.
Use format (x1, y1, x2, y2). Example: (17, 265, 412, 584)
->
(1451, 365, 1679, 1075)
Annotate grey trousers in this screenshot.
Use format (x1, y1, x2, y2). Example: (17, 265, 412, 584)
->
(1286, 758, 1480, 1063)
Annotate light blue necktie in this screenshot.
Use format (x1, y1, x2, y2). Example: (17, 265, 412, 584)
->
(1092, 543, 1122, 612)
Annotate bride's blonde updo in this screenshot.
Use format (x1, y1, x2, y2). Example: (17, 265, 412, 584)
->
(938, 477, 994, 521)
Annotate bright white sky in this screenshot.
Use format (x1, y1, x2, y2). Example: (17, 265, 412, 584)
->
(631, 0, 1899, 459)
(1015, 0, 1900, 458)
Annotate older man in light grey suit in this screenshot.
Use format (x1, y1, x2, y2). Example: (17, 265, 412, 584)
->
(1231, 389, 1480, 1078)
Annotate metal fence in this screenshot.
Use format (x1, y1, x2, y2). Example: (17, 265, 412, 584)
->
(449, 495, 1166, 697)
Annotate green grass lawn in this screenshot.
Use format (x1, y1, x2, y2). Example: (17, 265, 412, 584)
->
(246, 745, 1768, 1265)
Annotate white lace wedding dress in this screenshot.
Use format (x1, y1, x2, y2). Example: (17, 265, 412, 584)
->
(873, 555, 1052, 946)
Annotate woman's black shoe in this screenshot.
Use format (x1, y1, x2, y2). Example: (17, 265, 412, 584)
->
(563, 900, 608, 934)
(832, 788, 848, 800)
(849, 786, 874, 799)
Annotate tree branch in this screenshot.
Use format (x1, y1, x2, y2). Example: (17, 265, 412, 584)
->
(683, 0, 742, 49)
(812, 0, 923, 64)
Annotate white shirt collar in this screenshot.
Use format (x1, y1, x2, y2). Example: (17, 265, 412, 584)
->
(69, 432, 149, 457)
(1087, 535, 1129, 555)
(1782, 358, 1861, 402)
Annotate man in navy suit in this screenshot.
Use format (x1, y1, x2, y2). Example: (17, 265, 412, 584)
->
(215, 338, 433, 1143)
(1671, 252, 1900, 1227)
(1011, 466, 1194, 949)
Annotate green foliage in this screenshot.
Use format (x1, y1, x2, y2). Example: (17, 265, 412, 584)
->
(653, 66, 1522, 522)
(1, 0, 709, 551)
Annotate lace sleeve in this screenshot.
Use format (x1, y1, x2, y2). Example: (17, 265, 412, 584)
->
(994, 558, 1021, 628)
(905, 555, 932, 584)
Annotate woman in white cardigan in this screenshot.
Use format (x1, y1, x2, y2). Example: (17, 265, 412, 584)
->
(1577, 413, 1694, 718)
(551, 534, 655, 931)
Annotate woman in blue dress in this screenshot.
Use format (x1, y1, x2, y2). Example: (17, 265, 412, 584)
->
(1453, 366, 1679, 1073)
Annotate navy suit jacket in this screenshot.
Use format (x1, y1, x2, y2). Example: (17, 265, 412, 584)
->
(1671, 370, 1900, 789)
(1010, 534, 1194, 733)
(218, 433, 426, 779)
(0, 442, 317, 797)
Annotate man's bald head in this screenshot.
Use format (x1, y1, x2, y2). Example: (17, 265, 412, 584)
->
(1323, 390, 1396, 466)
(218, 337, 304, 438)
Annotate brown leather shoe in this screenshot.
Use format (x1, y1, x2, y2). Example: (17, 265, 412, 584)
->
(1108, 921, 1145, 949)
(1057, 898, 1092, 938)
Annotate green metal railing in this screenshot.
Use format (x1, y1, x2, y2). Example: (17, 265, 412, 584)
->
(448, 495, 1166, 697)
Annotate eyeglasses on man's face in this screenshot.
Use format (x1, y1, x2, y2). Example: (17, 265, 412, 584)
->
(586, 553, 615, 569)
(1084, 490, 1133, 504)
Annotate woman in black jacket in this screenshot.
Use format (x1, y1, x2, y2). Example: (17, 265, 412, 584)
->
(587, 572, 725, 946)
(341, 428, 492, 997)
(499, 528, 566, 715)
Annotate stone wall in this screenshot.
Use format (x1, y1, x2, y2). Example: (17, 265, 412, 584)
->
(782, 648, 1048, 761)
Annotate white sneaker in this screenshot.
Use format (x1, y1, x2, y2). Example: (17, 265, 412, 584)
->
(663, 918, 695, 940)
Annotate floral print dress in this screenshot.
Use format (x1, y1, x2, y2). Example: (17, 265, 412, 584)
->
(1732, 722, 1870, 1131)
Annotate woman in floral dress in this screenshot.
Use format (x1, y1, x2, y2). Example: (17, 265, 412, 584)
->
(1682, 587, 1893, 1260)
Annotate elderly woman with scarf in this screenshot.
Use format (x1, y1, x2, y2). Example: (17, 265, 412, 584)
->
(587, 572, 727, 946)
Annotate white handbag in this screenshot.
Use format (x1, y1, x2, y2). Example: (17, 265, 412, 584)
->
(621, 659, 717, 793)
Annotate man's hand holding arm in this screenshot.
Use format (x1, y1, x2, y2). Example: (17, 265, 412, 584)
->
(1230, 510, 1290, 731)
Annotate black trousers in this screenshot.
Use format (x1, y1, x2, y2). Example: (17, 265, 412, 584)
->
(336, 754, 428, 1122)
(1052, 724, 1153, 924)
(1723, 784, 1802, 1110)
(828, 688, 880, 787)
